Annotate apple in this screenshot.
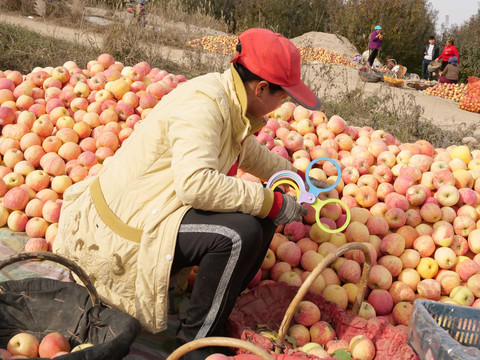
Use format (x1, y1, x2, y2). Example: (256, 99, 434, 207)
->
(7, 210, 29, 232)
(455, 259, 480, 282)
(450, 285, 475, 306)
(380, 233, 405, 257)
(389, 281, 415, 303)
(288, 324, 310, 348)
(434, 247, 457, 269)
(7, 333, 39, 358)
(349, 335, 375, 360)
(38, 333, 70, 358)
(2, 187, 30, 211)
(322, 285, 348, 310)
(420, 202, 442, 223)
(25, 217, 49, 238)
(400, 249, 421, 269)
(309, 321, 336, 346)
(416, 257, 439, 279)
(392, 302, 413, 326)
(25, 170, 50, 192)
(378, 255, 403, 277)
(300, 250, 324, 273)
(468, 228, 480, 254)
(70, 343, 94, 352)
(358, 301, 376, 320)
(398, 268, 421, 291)
(436, 270, 461, 295)
(0, 349, 13, 359)
(417, 279, 441, 300)
(276, 241, 302, 267)
(413, 235, 435, 257)
(337, 259, 361, 283)
(278, 271, 302, 287)
(24, 237, 48, 252)
(294, 300, 321, 327)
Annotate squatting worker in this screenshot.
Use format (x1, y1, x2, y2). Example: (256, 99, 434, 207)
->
(53, 28, 325, 359)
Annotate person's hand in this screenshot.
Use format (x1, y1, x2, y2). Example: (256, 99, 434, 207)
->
(306, 177, 329, 191)
(273, 194, 307, 226)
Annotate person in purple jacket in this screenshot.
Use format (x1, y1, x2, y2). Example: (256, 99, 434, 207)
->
(368, 25, 384, 67)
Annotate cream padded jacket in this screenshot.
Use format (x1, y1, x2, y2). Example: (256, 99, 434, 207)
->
(53, 65, 293, 333)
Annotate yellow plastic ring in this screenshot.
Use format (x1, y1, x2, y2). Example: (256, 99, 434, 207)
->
(271, 180, 301, 201)
(314, 199, 352, 233)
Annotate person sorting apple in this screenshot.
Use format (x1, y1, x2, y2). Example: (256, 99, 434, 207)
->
(53, 28, 325, 360)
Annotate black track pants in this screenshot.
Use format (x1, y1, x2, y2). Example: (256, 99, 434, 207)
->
(368, 48, 379, 66)
(172, 208, 276, 347)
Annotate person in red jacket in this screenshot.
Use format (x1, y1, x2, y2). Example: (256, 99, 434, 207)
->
(436, 37, 459, 72)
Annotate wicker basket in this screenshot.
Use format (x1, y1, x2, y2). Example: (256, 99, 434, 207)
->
(428, 59, 442, 72)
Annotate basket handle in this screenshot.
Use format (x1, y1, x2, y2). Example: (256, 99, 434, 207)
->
(0, 251, 101, 307)
(274, 242, 372, 353)
(166, 337, 274, 360)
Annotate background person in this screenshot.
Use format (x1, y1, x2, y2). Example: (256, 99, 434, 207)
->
(422, 36, 439, 81)
(368, 25, 384, 67)
(438, 56, 459, 84)
(436, 37, 460, 72)
(53, 28, 324, 360)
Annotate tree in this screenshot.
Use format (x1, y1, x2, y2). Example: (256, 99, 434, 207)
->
(447, 8, 480, 82)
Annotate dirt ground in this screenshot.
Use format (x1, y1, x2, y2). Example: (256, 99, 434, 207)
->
(1, 9, 479, 137)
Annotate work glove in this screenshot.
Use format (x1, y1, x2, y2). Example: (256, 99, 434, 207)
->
(273, 194, 308, 226)
(306, 177, 330, 190)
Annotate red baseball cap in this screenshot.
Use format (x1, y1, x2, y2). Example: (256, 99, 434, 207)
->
(231, 28, 321, 110)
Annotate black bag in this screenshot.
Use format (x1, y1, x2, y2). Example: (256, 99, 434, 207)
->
(0, 252, 142, 360)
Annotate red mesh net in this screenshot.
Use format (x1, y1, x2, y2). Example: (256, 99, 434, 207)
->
(458, 76, 480, 113)
(226, 282, 418, 360)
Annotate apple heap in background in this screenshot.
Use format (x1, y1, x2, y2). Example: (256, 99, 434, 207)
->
(0, 54, 186, 251)
(187, 35, 239, 56)
(186, 35, 354, 66)
(0, 332, 92, 359)
(422, 83, 468, 103)
(458, 80, 480, 114)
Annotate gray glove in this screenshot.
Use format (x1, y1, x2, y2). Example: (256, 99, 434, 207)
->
(306, 177, 330, 190)
(273, 194, 308, 226)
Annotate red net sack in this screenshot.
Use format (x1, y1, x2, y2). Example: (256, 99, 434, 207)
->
(226, 282, 418, 360)
(459, 76, 480, 113)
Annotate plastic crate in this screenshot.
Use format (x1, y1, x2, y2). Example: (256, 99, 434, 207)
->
(408, 299, 480, 360)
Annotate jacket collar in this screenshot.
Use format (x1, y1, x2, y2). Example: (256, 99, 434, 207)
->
(230, 64, 267, 142)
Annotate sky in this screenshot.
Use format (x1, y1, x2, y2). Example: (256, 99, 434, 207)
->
(430, 0, 480, 30)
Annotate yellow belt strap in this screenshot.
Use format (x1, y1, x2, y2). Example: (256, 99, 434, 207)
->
(90, 177, 143, 243)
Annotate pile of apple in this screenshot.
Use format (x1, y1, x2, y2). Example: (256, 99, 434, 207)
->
(0, 332, 92, 359)
(221, 101, 480, 358)
(0, 54, 186, 250)
(297, 47, 354, 67)
(187, 36, 354, 67)
(187, 35, 239, 56)
(458, 79, 480, 113)
(422, 83, 468, 102)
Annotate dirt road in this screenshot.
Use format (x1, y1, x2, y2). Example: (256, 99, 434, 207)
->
(0, 11, 231, 71)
